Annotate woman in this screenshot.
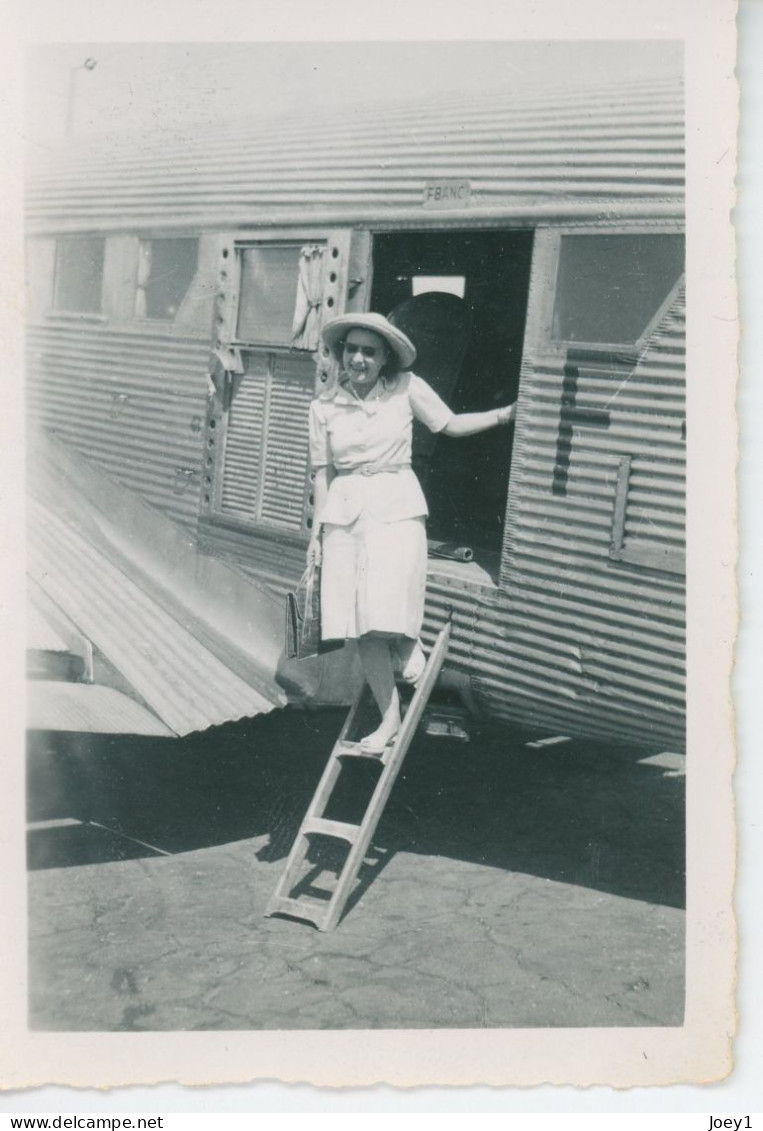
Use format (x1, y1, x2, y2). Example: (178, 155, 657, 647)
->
(308, 312, 515, 755)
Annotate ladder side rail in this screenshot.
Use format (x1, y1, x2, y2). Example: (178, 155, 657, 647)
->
(266, 771, 341, 909)
(299, 676, 367, 823)
(268, 621, 452, 929)
(266, 675, 367, 911)
(319, 622, 452, 931)
(269, 895, 325, 928)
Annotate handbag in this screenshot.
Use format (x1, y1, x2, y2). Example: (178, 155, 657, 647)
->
(285, 559, 343, 660)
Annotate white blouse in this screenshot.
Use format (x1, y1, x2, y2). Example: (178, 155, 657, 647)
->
(309, 372, 453, 525)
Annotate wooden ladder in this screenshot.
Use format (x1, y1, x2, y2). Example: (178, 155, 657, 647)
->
(265, 620, 452, 931)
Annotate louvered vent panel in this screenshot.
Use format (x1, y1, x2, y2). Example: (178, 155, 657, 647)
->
(260, 357, 314, 530)
(220, 375, 267, 521)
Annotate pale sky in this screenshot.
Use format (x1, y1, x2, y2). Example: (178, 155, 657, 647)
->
(25, 41, 682, 149)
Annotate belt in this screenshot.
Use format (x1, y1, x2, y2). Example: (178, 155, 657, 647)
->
(334, 462, 411, 477)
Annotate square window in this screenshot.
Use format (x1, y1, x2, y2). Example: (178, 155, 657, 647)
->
(236, 245, 302, 345)
(411, 275, 466, 299)
(552, 234, 684, 346)
(136, 238, 199, 320)
(54, 237, 105, 313)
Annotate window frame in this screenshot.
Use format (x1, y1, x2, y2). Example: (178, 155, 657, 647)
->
(203, 228, 356, 539)
(531, 226, 686, 356)
(37, 231, 215, 331)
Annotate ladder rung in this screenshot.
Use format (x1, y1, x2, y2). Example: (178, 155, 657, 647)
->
(302, 816, 361, 843)
(266, 894, 328, 928)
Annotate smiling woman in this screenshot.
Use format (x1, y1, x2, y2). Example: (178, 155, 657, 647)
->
(308, 312, 515, 754)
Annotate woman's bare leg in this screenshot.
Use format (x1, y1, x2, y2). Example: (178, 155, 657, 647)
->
(396, 635, 426, 684)
(357, 634, 401, 751)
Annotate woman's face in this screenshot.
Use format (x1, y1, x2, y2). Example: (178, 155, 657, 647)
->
(342, 329, 389, 392)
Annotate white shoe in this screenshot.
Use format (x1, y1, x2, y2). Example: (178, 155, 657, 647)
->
(359, 728, 399, 756)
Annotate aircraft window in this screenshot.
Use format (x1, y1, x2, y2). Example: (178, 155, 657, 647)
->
(54, 237, 105, 314)
(411, 275, 466, 299)
(236, 245, 302, 345)
(552, 234, 684, 346)
(136, 238, 199, 320)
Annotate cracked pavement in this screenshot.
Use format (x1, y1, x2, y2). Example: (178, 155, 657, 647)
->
(27, 708, 685, 1031)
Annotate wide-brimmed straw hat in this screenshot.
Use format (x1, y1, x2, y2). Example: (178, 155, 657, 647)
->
(321, 312, 417, 370)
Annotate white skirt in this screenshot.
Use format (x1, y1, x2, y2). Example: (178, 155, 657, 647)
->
(320, 513, 427, 641)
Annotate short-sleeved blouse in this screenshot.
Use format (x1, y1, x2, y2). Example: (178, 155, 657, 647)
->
(309, 372, 453, 525)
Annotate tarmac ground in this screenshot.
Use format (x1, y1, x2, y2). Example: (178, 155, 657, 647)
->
(27, 706, 686, 1031)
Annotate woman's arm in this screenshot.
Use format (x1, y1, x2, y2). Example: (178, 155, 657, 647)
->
(442, 402, 516, 438)
(307, 464, 336, 566)
(312, 464, 335, 526)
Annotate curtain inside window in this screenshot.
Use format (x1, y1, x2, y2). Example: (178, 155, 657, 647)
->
(290, 244, 326, 350)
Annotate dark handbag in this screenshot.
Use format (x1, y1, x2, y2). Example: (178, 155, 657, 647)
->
(285, 560, 342, 660)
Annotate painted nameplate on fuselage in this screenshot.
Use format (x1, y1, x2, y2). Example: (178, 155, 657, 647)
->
(422, 179, 472, 209)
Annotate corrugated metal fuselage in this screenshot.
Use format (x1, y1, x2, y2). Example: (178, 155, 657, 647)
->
(26, 78, 686, 749)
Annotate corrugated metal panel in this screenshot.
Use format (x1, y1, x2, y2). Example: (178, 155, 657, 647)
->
(421, 574, 486, 672)
(490, 285, 686, 748)
(197, 517, 307, 599)
(26, 321, 209, 530)
(28, 497, 280, 736)
(27, 682, 173, 736)
(26, 77, 684, 233)
(613, 290, 686, 570)
(26, 600, 69, 653)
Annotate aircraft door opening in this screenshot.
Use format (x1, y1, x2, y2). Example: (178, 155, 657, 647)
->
(370, 230, 533, 564)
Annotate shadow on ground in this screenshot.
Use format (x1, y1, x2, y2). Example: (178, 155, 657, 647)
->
(27, 706, 685, 909)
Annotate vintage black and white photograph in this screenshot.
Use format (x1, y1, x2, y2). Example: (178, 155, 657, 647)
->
(3, 0, 739, 1091)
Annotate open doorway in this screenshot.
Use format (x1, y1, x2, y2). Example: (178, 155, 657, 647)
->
(371, 230, 533, 563)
